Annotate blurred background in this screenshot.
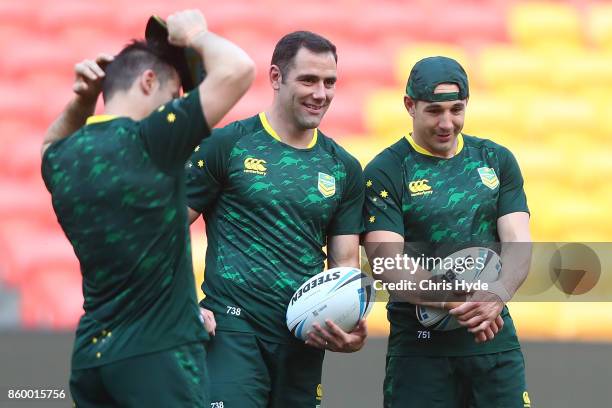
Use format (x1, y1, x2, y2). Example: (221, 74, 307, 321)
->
(1, 0, 611, 406)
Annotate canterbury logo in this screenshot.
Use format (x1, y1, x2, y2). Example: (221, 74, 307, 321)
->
(523, 391, 531, 407)
(409, 179, 432, 196)
(244, 158, 267, 175)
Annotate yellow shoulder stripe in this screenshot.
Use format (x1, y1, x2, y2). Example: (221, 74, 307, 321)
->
(405, 133, 464, 157)
(86, 115, 119, 125)
(259, 112, 317, 148)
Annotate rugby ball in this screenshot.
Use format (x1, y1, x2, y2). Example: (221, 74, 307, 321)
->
(415, 247, 502, 331)
(286, 267, 376, 341)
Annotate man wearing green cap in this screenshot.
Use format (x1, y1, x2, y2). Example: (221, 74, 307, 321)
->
(363, 56, 532, 407)
(41, 9, 255, 408)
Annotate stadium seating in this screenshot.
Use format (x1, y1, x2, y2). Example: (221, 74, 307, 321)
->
(1, 0, 611, 340)
(509, 3, 584, 50)
(394, 43, 471, 86)
(587, 4, 612, 50)
(20, 260, 83, 329)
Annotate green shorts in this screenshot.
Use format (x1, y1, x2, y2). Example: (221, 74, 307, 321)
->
(384, 349, 532, 408)
(70, 342, 208, 408)
(206, 330, 325, 408)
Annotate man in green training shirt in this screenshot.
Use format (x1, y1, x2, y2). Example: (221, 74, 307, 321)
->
(363, 56, 532, 407)
(41, 10, 254, 407)
(187, 31, 367, 408)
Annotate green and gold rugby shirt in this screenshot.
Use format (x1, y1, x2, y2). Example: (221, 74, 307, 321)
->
(187, 113, 364, 343)
(42, 91, 210, 369)
(364, 134, 529, 356)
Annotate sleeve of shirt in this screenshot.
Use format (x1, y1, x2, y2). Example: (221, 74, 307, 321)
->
(139, 89, 211, 173)
(41, 144, 56, 193)
(497, 146, 530, 218)
(185, 122, 241, 215)
(327, 154, 365, 236)
(363, 150, 405, 236)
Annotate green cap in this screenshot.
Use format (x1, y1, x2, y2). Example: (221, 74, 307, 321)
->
(145, 15, 205, 92)
(405, 56, 469, 102)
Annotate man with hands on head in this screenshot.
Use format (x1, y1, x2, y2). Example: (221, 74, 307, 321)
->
(41, 9, 254, 408)
(363, 56, 532, 407)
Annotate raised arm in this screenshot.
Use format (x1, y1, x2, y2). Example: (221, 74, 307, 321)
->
(166, 10, 255, 129)
(41, 53, 114, 156)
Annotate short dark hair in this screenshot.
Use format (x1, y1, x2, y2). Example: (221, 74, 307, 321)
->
(102, 40, 178, 102)
(271, 31, 337, 80)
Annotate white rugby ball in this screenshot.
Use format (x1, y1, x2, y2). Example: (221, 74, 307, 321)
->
(415, 247, 502, 331)
(286, 267, 376, 341)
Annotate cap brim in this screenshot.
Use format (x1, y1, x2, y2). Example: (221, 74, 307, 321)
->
(145, 15, 205, 92)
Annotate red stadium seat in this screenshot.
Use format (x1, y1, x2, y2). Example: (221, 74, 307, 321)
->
(221, 85, 272, 126)
(0, 179, 56, 222)
(0, 2, 38, 29)
(334, 42, 396, 87)
(0, 233, 16, 287)
(36, 2, 116, 34)
(425, 4, 508, 45)
(20, 260, 83, 329)
(322, 84, 379, 136)
(0, 85, 41, 122)
(0, 120, 43, 145)
(0, 138, 44, 183)
(0, 222, 76, 286)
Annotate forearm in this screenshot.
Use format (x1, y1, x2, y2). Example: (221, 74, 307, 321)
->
(492, 242, 532, 301)
(43, 95, 97, 149)
(328, 253, 359, 269)
(327, 235, 360, 269)
(192, 31, 254, 93)
(492, 212, 532, 301)
(365, 241, 464, 306)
